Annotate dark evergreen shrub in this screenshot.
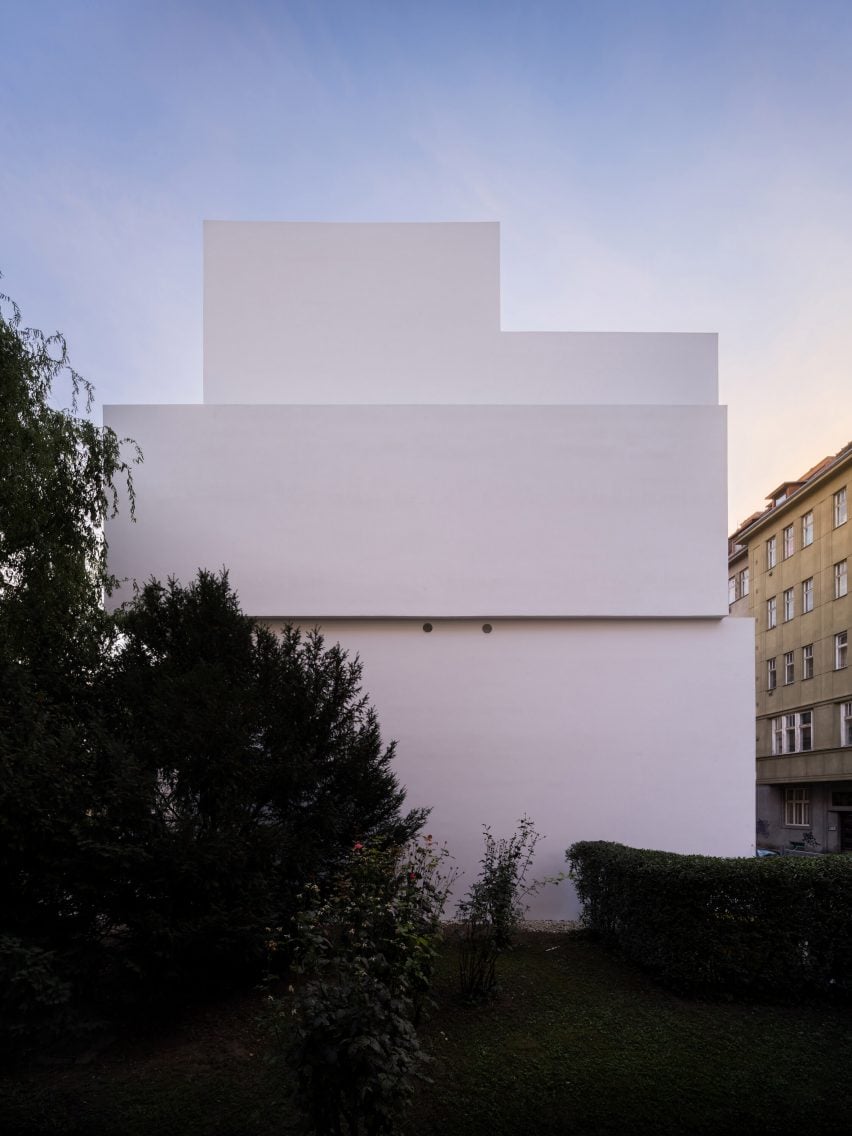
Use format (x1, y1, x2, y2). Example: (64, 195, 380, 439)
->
(101, 570, 427, 993)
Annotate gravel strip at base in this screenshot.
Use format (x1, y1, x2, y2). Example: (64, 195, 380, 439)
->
(519, 919, 578, 933)
(441, 919, 577, 934)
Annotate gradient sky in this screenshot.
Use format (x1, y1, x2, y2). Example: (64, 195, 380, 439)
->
(3, 0, 852, 529)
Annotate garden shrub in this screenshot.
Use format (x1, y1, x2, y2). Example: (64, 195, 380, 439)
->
(456, 816, 541, 1001)
(281, 836, 455, 1135)
(567, 841, 852, 997)
(0, 937, 74, 1051)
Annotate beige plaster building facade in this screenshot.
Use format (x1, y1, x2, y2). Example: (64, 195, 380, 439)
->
(729, 444, 852, 851)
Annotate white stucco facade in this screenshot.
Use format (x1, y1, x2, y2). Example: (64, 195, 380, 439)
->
(105, 221, 755, 917)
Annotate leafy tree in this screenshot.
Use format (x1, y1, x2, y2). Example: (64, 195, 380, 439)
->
(0, 283, 424, 1038)
(0, 285, 138, 679)
(0, 284, 140, 1042)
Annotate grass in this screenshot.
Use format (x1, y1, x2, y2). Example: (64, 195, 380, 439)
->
(3, 931, 852, 1135)
(417, 930, 852, 1135)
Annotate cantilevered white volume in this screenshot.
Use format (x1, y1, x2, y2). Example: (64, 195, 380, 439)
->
(105, 222, 754, 916)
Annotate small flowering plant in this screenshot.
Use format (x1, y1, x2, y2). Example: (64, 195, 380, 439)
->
(294, 835, 456, 1015)
(279, 834, 456, 1136)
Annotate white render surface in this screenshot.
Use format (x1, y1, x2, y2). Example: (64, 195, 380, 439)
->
(267, 617, 756, 919)
(203, 221, 717, 406)
(105, 221, 754, 918)
(104, 403, 728, 617)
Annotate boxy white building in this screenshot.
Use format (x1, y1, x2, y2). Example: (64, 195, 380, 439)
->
(105, 221, 755, 916)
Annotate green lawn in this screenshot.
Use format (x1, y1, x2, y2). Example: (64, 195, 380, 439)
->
(3, 931, 852, 1135)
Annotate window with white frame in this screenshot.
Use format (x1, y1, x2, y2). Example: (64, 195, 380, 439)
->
(771, 711, 813, 754)
(802, 577, 814, 613)
(784, 651, 795, 684)
(842, 702, 852, 747)
(740, 566, 749, 597)
(783, 587, 794, 621)
(767, 657, 777, 690)
(835, 559, 848, 599)
(767, 596, 777, 628)
(802, 711, 814, 749)
(835, 487, 848, 527)
(785, 787, 810, 826)
(836, 630, 848, 669)
(802, 713, 815, 757)
(728, 576, 736, 605)
(803, 643, 814, 679)
(783, 524, 794, 558)
(767, 595, 781, 631)
(767, 536, 777, 568)
(802, 510, 814, 547)
(771, 717, 783, 754)
(785, 714, 797, 753)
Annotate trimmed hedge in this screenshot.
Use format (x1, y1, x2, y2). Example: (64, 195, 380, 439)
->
(566, 841, 852, 997)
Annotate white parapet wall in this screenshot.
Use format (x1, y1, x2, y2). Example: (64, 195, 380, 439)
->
(105, 221, 755, 918)
(202, 221, 718, 407)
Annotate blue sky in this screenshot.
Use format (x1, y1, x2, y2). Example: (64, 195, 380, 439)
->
(3, 0, 852, 527)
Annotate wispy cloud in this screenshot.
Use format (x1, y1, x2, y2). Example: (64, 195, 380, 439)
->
(3, 0, 852, 525)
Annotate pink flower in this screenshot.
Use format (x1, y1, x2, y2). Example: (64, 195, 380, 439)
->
(353, 842, 364, 852)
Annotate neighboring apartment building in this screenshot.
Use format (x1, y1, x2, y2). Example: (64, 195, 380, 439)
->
(105, 221, 755, 915)
(728, 517, 758, 618)
(729, 444, 852, 851)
